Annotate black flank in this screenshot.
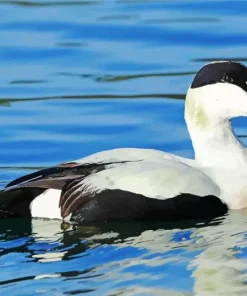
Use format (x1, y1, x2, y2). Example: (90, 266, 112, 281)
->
(70, 189, 228, 224)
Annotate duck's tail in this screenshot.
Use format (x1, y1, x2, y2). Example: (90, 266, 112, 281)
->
(0, 188, 45, 218)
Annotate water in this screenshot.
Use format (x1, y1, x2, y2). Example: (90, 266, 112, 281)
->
(1, 0, 247, 294)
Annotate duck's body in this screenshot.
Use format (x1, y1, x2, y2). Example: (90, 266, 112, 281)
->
(2, 61, 247, 224)
(2, 148, 224, 223)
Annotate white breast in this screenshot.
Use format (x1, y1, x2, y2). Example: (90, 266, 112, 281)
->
(202, 166, 247, 209)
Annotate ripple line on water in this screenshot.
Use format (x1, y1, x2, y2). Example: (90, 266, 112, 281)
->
(0, 166, 45, 171)
(0, 275, 35, 287)
(57, 71, 196, 83)
(0, 93, 185, 105)
(144, 17, 220, 24)
(0, 1, 99, 7)
(9, 80, 50, 85)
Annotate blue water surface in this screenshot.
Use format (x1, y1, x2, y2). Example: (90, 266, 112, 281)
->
(1, 0, 247, 295)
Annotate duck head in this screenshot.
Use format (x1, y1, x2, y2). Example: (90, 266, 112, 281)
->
(185, 61, 247, 129)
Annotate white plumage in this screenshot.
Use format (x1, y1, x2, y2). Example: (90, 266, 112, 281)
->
(74, 159, 220, 200)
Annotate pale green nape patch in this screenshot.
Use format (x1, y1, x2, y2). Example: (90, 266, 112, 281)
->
(185, 91, 209, 129)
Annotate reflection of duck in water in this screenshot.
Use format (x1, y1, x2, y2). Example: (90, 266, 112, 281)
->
(189, 210, 247, 296)
(9, 214, 247, 295)
(0, 216, 224, 265)
(0, 214, 246, 295)
(2, 61, 247, 223)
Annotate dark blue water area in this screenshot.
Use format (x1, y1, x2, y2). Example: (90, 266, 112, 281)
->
(1, 0, 247, 295)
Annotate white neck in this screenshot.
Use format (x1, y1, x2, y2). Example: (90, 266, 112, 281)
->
(185, 88, 247, 167)
(183, 79, 247, 209)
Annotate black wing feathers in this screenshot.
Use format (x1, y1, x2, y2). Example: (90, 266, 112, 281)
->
(60, 180, 96, 218)
(5, 161, 131, 191)
(4, 162, 115, 191)
(2, 161, 131, 218)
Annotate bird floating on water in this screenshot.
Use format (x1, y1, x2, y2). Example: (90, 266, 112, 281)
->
(2, 61, 247, 224)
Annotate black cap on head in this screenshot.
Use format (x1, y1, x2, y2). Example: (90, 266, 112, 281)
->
(191, 61, 247, 92)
